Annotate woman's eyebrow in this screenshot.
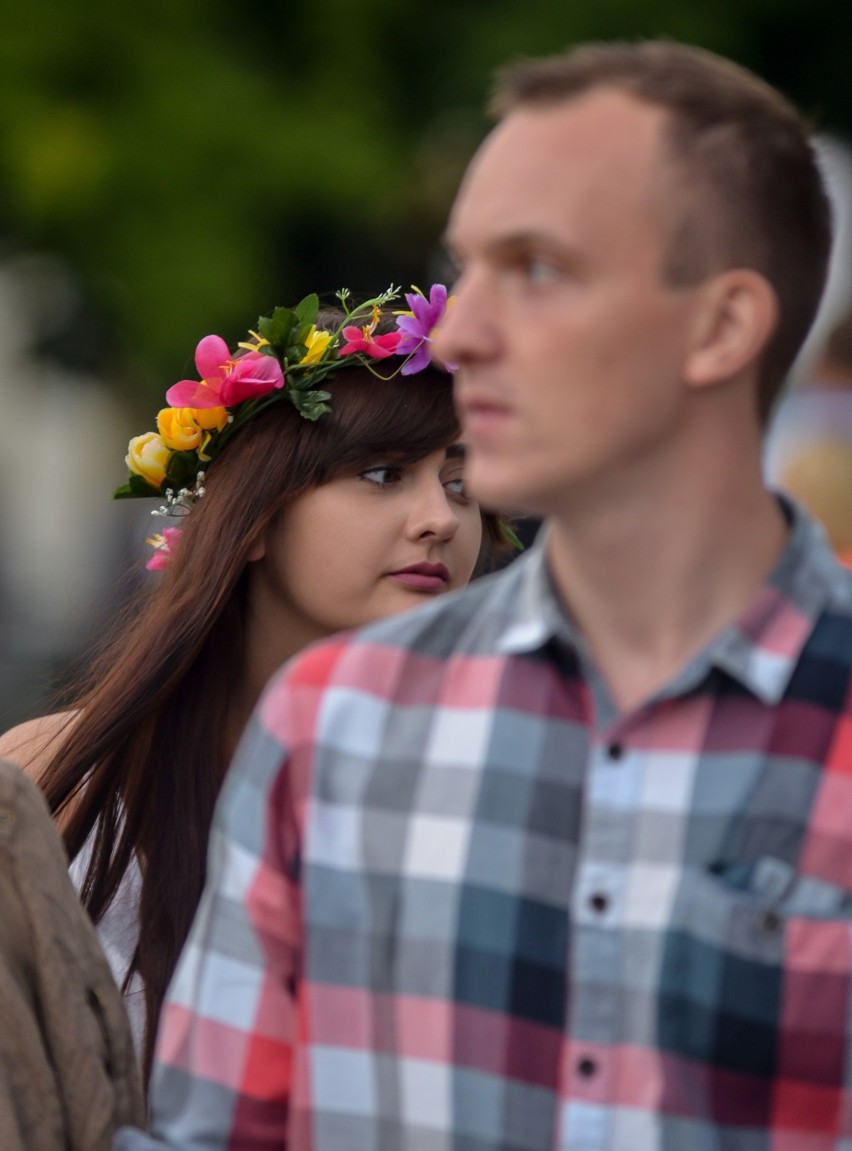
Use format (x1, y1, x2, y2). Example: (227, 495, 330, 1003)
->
(445, 443, 467, 461)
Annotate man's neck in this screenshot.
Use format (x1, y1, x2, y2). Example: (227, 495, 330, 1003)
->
(544, 457, 788, 716)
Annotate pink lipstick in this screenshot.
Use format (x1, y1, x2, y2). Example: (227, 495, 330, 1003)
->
(388, 562, 450, 591)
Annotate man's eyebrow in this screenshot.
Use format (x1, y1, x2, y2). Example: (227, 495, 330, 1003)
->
(444, 230, 584, 265)
(446, 443, 467, 460)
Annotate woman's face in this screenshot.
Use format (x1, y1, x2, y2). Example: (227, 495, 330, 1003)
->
(249, 443, 483, 648)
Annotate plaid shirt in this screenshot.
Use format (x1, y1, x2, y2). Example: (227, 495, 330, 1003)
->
(124, 503, 852, 1151)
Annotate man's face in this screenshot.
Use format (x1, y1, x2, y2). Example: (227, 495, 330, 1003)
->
(435, 89, 708, 518)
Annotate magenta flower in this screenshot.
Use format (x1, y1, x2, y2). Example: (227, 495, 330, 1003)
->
(395, 283, 455, 375)
(165, 335, 284, 409)
(339, 324, 402, 360)
(146, 527, 183, 571)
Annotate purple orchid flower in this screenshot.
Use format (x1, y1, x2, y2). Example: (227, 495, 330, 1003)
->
(395, 283, 455, 375)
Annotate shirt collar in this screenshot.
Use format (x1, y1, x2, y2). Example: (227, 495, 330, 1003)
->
(708, 498, 852, 704)
(496, 501, 852, 706)
(496, 524, 581, 655)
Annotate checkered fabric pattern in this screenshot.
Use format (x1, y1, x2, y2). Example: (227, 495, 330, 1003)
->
(130, 503, 852, 1150)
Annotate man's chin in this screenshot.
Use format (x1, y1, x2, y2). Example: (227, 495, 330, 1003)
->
(468, 466, 547, 520)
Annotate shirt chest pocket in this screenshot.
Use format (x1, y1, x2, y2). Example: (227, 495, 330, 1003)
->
(658, 857, 852, 1101)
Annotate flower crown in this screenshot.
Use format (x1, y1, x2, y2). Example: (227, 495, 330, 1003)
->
(114, 284, 453, 569)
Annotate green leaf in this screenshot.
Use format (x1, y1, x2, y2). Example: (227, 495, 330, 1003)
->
(289, 387, 332, 420)
(283, 342, 308, 367)
(293, 293, 319, 328)
(113, 473, 162, 500)
(258, 306, 299, 348)
(301, 399, 332, 420)
(165, 450, 201, 489)
(500, 520, 525, 551)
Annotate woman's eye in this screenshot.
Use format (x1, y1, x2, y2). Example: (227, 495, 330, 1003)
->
(360, 465, 402, 487)
(444, 476, 469, 499)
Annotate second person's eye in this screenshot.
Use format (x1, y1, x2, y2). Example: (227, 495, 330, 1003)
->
(359, 465, 404, 488)
(443, 476, 469, 499)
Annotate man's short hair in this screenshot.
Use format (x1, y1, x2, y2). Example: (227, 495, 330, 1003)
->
(491, 41, 833, 422)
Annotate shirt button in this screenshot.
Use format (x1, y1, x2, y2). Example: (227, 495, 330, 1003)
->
(606, 742, 623, 760)
(577, 1056, 597, 1078)
(760, 909, 781, 934)
(588, 892, 609, 914)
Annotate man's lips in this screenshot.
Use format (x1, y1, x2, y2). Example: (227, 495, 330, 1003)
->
(388, 562, 450, 591)
(457, 393, 513, 432)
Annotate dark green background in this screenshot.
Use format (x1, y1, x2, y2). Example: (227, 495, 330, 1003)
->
(2, 0, 850, 407)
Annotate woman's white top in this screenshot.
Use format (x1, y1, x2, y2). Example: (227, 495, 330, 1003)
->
(68, 835, 145, 1053)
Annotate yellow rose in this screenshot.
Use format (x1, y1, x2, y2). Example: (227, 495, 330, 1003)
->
(189, 406, 228, 432)
(126, 432, 170, 489)
(157, 407, 202, 451)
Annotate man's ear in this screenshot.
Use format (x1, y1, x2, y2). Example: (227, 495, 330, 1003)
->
(683, 269, 778, 390)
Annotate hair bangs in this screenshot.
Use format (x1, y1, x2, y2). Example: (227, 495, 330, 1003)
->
(315, 366, 461, 481)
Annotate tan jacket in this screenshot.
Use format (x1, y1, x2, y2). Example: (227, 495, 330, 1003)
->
(0, 758, 144, 1149)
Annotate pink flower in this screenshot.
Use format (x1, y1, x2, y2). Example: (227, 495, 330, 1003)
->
(396, 283, 455, 375)
(339, 309, 403, 360)
(146, 527, 183, 571)
(165, 335, 284, 409)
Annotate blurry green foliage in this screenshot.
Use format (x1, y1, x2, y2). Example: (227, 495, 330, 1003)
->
(0, 0, 850, 399)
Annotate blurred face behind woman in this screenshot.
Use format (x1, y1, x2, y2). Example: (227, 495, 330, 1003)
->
(247, 441, 482, 648)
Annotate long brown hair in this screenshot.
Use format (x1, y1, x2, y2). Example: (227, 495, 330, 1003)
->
(37, 362, 509, 1084)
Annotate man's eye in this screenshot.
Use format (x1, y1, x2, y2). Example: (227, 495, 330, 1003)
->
(360, 466, 402, 487)
(524, 258, 559, 284)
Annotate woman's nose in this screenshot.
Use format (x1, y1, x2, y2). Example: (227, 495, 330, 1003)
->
(408, 481, 460, 541)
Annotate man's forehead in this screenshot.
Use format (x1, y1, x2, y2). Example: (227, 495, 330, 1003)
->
(446, 90, 667, 247)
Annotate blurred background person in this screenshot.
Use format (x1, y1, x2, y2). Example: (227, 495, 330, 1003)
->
(0, 756, 143, 1149)
(766, 311, 852, 484)
(766, 311, 852, 560)
(777, 438, 852, 559)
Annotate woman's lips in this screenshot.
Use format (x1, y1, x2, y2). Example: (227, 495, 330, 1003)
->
(388, 562, 450, 591)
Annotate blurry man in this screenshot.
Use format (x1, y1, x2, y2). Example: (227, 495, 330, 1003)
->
(126, 40, 852, 1151)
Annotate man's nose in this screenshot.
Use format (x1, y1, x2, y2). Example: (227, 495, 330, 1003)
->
(432, 269, 498, 366)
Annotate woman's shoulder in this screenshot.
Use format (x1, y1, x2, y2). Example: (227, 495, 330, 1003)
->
(0, 711, 79, 784)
